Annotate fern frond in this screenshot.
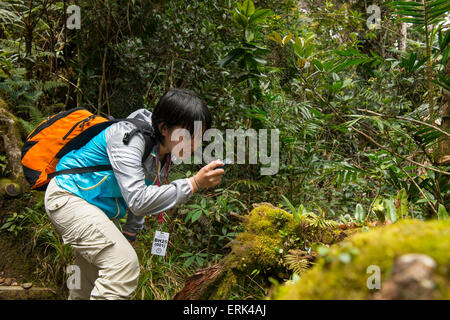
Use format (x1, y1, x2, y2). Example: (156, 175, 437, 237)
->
(18, 118, 35, 135)
(43, 81, 67, 91)
(390, 0, 450, 27)
(284, 250, 311, 276)
(235, 179, 265, 190)
(0, 39, 24, 53)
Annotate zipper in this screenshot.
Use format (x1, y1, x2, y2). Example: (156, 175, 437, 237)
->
(113, 198, 121, 218)
(28, 107, 85, 141)
(75, 175, 108, 190)
(62, 114, 96, 140)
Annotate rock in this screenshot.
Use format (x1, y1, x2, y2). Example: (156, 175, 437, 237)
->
(373, 254, 437, 300)
(11, 282, 18, 286)
(21, 283, 33, 290)
(0, 286, 56, 300)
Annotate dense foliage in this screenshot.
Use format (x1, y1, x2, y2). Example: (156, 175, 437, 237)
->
(0, 0, 449, 299)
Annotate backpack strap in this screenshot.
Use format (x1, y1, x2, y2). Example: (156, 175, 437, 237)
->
(49, 117, 157, 179)
(117, 117, 156, 162)
(48, 165, 113, 179)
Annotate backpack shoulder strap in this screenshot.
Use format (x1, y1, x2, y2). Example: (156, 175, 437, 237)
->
(114, 117, 157, 162)
(49, 117, 157, 179)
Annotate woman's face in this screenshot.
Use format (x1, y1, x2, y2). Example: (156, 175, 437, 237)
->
(160, 124, 203, 159)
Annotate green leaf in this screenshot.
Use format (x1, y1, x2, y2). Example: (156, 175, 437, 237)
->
(384, 199, 398, 223)
(354, 203, 365, 222)
(317, 246, 329, 256)
(249, 9, 273, 25)
(218, 48, 245, 67)
(438, 204, 449, 220)
(180, 252, 193, 258)
(196, 256, 205, 266)
(331, 58, 369, 73)
(245, 29, 254, 42)
(342, 78, 352, 89)
(338, 252, 352, 264)
(183, 255, 195, 268)
(241, 0, 255, 16)
(389, 1, 423, 7)
(233, 11, 248, 28)
(282, 34, 293, 45)
(396, 188, 409, 218)
(312, 59, 323, 71)
(1, 222, 12, 230)
(191, 210, 203, 223)
(291, 205, 300, 223)
(298, 204, 307, 219)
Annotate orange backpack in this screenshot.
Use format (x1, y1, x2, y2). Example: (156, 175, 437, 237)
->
(21, 107, 155, 190)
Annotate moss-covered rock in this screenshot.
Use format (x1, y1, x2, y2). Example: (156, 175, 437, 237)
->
(204, 204, 355, 299)
(272, 219, 450, 300)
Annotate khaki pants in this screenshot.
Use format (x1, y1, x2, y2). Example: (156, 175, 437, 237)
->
(44, 177, 140, 300)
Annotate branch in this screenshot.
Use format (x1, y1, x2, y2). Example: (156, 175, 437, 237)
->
(297, 74, 450, 176)
(356, 108, 450, 139)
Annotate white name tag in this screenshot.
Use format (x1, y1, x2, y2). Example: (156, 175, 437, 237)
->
(151, 230, 170, 256)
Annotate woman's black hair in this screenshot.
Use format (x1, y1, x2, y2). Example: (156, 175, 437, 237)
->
(152, 88, 211, 144)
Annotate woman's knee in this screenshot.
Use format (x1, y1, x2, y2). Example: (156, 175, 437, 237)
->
(104, 244, 140, 282)
(123, 250, 140, 280)
(91, 248, 140, 299)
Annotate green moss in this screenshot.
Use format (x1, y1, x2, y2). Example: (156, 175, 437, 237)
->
(210, 269, 238, 300)
(226, 232, 283, 273)
(272, 219, 450, 300)
(200, 204, 360, 299)
(245, 205, 294, 235)
(204, 204, 354, 299)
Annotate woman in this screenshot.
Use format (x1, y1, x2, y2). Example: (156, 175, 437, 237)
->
(44, 89, 224, 300)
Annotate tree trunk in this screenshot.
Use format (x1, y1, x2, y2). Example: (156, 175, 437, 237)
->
(400, 22, 407, 52)
(173, 263, 226, 300)
(0, 99, 28, 195)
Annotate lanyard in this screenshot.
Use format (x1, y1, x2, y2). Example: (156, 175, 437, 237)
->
(155, 150, 171, 225)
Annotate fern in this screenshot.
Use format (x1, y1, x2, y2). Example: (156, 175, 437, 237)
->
(390, 1, 450, 27)
(235, 179, 265, 190)
(42, 81, 67, 91)
(327, 161, 364, 189)
(284, 250, 311, 276)
(390, 0, 450, 115)
(17, 118, 35, 135)
(306, 211, 339, 229)
(0, 39, 24, 53)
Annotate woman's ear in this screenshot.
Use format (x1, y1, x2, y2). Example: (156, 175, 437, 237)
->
(158, 122, 168, 138)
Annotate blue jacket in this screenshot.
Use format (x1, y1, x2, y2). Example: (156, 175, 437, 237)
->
(55, 127, 129, 218)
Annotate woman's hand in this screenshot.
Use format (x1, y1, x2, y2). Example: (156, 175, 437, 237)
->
(189, 159, 224, 192)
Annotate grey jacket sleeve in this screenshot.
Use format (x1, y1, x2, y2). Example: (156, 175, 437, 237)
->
(123, 211, 145, 234)
(105, 122, 193, 222)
